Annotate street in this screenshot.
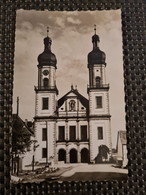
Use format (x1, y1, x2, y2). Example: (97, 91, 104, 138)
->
(58, 164, 128, 181)
(13, 164, 127, 183)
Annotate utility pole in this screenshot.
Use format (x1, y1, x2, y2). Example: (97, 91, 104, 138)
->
(16, 97, 19, 116)
(32, 139, 39, 171)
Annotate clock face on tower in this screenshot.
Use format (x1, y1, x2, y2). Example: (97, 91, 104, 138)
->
(43, 70, 49, 76)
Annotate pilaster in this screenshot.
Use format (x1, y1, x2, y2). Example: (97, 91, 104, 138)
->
(76, 120, 79, 140)
(77, 144, 81, 163)
(66, 145, 69, 163)
(65, 120, 69, 140)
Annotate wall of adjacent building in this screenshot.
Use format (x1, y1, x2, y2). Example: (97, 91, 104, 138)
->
(122, 144, 128, 167)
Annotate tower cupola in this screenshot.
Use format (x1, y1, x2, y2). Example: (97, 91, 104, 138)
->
(88, 25, 106, 67)
(38, 28, 57, 68)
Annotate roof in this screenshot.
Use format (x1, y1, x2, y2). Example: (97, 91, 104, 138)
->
(37, 36, 57, 68)
(12, 114, 34, 135)
(118, 130, 127, 145)
(57, 88, 89, 110)
(88, 47, 106, 67)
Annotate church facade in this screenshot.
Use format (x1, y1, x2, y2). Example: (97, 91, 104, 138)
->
(34, 28, 112, 164)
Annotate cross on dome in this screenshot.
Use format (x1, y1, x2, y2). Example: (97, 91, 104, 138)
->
(37, 27, 57, 68)
(71, 84, 74, 90)
(94, 24, 96, 34)
(88, 26, 106, 66)
(47, 26, 49, 37)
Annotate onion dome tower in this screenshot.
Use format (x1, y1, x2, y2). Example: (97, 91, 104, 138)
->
(35, 27, 58, 118)
(88, 27, 106, 67)
(87, 25, 107, 90)
(34, 28, 58, 164)
(88, 25, 112, 163)
(38, 35, 57, 68)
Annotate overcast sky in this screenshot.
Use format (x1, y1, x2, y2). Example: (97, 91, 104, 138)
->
(13, 10, 126, 148)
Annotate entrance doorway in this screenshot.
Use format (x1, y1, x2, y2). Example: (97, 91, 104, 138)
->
(81, 148, 90, 163)
(70, 149, 77, 163)
(58, 149, 66, 163)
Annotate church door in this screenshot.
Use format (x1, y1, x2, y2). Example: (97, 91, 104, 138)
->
(81, 148, 90, 163)
(70, 149, 77, 163)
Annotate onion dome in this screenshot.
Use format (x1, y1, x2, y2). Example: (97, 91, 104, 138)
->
(88, 25, 106, 67)
(38, 31, 57, 68)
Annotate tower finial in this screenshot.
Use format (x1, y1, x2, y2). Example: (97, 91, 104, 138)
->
(71, 84, 73, 90)
(47, 26, 49, 37)
(94, 24, 96, 34)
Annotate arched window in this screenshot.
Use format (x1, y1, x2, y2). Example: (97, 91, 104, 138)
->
(43, 78, 48, 88)
(96, 77, 100, 88)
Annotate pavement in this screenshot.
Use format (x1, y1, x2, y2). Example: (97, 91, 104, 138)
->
(61, 164, 128, 178)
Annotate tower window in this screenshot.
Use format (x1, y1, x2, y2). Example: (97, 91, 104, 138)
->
(70, 126, 76, 141)
(96, 76, 100, 87)
(42, 148, 47, 158)
(96, 96, 102, 108)
(42, 97, 49, 110)
(43, 78, 48, 88)
(98, 127, 103, 140)
(42, 128, 47, 141)
(58, 126, 65, 141)
(81, 125, 87, 140)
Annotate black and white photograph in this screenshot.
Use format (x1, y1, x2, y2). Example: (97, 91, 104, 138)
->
(12, 10, 128, 183)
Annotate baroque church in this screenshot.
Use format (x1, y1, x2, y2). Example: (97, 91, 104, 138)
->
(34, 27, 112, 164)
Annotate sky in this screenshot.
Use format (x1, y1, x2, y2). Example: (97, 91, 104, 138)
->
(13, 10, 126, 148)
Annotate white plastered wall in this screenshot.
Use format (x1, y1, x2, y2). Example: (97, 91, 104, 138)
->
(35, 92, 56, 116)
(34, 121, 55, 163)
(56, 119, 88, 141)
(89, 119, 112, 161)
(92, 64, 106, 85)
(40, 66, 56, 87)
(89, 90, 110, 115)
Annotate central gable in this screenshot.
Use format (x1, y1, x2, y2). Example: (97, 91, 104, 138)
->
(57, 88, 89, 117)
(67, 92, 77, 97)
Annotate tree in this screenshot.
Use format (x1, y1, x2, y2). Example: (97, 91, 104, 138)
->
(99, 145, 109, 161)
(12, 114, 33, 175)
(95, 145, 110, 163)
